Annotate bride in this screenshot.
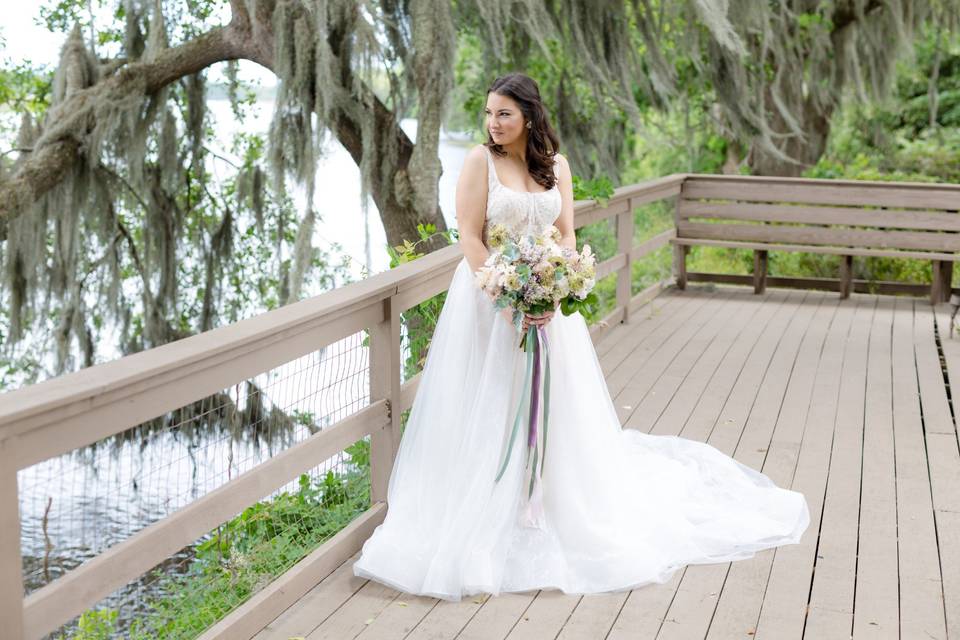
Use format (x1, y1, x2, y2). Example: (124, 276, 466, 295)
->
(351, 72, 810, 601)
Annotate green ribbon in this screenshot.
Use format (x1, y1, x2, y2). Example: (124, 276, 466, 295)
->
(495, 325, 536, 482)
(496, 324, 552, 495)
(528, 439, 538, 498)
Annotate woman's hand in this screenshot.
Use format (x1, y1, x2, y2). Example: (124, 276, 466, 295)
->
(500, 303, 559, 330)
(523, 308, 555, 330)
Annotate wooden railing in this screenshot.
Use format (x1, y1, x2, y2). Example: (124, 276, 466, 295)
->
(0, 173, 684, 640)
(4, 171, 958, 639)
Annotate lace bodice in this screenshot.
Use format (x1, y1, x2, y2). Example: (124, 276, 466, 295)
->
(482, 145, 562, 248)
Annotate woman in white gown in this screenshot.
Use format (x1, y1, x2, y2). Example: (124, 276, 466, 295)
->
(351, 72, 809, 601)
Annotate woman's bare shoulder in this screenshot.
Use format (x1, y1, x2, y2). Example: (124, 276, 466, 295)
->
(459, 144, 488, 179)
(468, 144, 488, 162)
(552, 152, 569, 179)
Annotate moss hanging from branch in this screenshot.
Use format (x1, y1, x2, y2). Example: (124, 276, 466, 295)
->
(0, 2, 237, 370)
(686, 0, 960, 174)
(3, 0, 953, 379)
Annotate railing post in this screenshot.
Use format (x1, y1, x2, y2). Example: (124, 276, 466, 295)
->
(673, 244, 688, 290)
(672, 184, 687, 290)
(616, 202, 635, 323)
(0, 445, 24, 639)
(368, 295, 401, 505)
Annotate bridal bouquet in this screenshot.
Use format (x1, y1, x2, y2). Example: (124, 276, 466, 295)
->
(476, 223, 598, 347)
(474, 222, 598, 529)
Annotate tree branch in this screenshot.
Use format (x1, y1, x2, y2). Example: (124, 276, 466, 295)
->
(2, 147, 34, 157)
(0, 23, 251, 224)
(832, 0, 885, 33)
(229, 0, 252, 31)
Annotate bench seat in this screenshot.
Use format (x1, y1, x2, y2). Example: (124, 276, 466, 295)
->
(671, 176, 960, 303)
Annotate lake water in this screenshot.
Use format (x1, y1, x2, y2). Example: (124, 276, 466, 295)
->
(205, 99, 473, 282)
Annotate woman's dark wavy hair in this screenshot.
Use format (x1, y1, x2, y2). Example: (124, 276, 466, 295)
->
(484, 72, 561, 191)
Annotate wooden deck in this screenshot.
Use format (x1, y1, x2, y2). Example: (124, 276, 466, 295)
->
(253, 283, 960, 640)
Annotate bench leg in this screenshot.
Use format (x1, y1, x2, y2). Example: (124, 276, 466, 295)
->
(753, 250, 767, 294)
(931, 261, 941, 304)
(943, 261, 954, 302)
(839, 255, 853, 299)
(932, 260, 953, 304)
(673, 244, 688, 290)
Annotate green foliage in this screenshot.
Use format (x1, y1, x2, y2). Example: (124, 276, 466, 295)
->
(571, 174, 615, 204)
(574, 220, 617, 266)
(449, 30, 486, 134)
(73, 609, 118, 640)
(386, 223, 459, 380)
(587, 271, 618, 322)
(630, 201, 674, 293)
(569, 198, 675, 325)
(631, 244, 673, 293)
(37, 0, 224, 43)
(0, 59, 53, 117)
(37, 1, 100, 34)
(450, 31, 607, 142)
(808, 26, 960, 183)
(792, 25, 960, 287)
(559, 289, 599, 318)
(623, 105, 729, 181)
(67, 455, 371, 640)
(345, 437, 370, 470)
(386, 222, 458, 267)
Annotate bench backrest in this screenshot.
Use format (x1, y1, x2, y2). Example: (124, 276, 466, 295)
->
(676, 176, 960, 255)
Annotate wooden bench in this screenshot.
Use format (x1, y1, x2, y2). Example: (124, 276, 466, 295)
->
(670, 175, 960, 303)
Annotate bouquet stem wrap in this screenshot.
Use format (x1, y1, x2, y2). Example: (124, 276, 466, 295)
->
(494, 323, 550, 530)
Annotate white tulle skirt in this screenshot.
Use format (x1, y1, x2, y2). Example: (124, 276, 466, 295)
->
(351, 256, 810, 601)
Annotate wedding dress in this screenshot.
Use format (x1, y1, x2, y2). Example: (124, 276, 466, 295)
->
(351, 145, 810, 601)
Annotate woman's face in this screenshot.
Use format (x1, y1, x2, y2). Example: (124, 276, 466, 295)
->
(485, 92, 526, 147)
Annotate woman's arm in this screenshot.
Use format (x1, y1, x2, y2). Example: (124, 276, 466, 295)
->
(553, 153, 576, 252)
(455, 145, 491, 274)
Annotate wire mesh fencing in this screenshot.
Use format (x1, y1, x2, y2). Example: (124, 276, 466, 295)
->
(19, 329, 374, 639)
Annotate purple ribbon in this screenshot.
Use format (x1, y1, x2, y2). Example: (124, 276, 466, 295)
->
(528, 329, 541, 448)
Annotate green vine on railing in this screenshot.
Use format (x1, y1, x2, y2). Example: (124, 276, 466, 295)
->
(66, 440, 372, 640)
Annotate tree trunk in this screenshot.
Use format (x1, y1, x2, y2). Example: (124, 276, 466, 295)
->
(748, 85, 833, 177)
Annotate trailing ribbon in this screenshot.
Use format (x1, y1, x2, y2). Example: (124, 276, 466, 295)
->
(494, 323, 551, 530)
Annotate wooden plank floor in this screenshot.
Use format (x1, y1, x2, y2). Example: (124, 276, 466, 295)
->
(254, 283, 960, 640)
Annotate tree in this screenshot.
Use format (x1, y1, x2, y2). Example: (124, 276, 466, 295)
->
(0, 0, 659, 380)
(5, 0, 955, 381)
(688, 0, 960, 176)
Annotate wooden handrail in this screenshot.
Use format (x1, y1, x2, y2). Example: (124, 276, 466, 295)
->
(13, 169, 960, 638)
(7, 169, 960, 639)
(0, 171, 685, 639)
(22, 401, 389, 638)
(0, 173, 687, 468)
